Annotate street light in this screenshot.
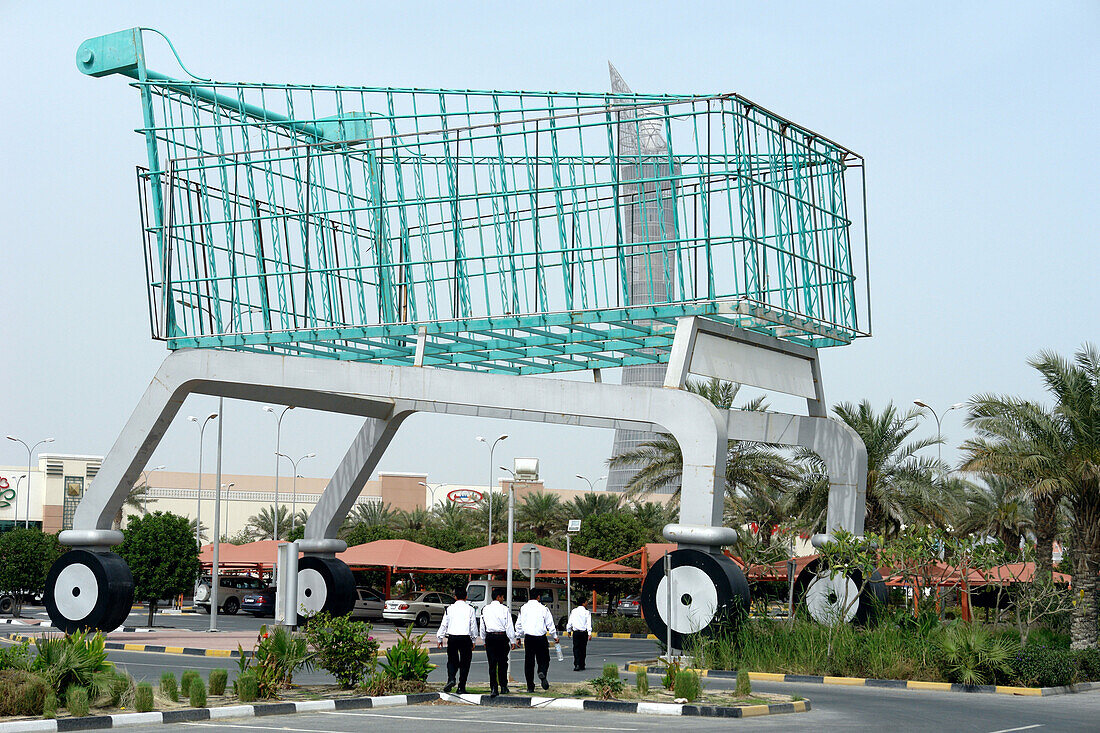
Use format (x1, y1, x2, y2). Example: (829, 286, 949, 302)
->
(210, 480, 235, 632)
(913, 401, 966, 466)
(499, 465, 517, 615)
(575, 474, 607, 492)
(6, 435, 54, 528)
(263, 406, 295, 540)
(476, 434, 508, 544)
(418, 482, 450, 509)
(139, 465, 167, 514)
(276, 451, 315, 534)
(188, 412, 219, 548)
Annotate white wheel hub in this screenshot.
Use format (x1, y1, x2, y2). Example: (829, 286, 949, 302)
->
(54, 563, 98, 620)
(654, 565, 719, 634)
(805, 571, 859, 624)
(297, 568, 327, 616)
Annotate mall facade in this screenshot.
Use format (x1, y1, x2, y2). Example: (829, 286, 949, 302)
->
(0, 454, 625, 537)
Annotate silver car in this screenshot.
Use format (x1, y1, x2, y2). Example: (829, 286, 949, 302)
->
(382, 592, 454, 628)
(352, 587, 385, 620)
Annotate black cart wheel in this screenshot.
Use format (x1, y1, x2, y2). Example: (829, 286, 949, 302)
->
(795, 559, 886, 625)
(296, 556, 355, 625)
(640, 549, 749, 649)
(45, 550, 134, 633)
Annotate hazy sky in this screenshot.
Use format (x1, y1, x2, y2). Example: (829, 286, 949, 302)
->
(1, 2, 1097, 491)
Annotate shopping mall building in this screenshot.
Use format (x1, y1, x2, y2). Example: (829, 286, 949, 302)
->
(0, 454, 619, 536)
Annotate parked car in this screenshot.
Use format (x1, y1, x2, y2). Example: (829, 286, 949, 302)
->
(352, 587, 385, 620)
(241, 587, 277, 617)
(465, 580, 570, 629)
(382, 591, 454, 627)
(194, 575, 267, 615)
(615, 595, 642, 617)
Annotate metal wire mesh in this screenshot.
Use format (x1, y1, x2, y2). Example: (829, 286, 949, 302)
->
(125, 71, 868, 374)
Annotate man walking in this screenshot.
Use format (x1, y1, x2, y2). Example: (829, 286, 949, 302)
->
(515, 592, 558, 692)
(436, 586, 478, 694)
(479, 587, 515, 697)
(565, 597, 592, 671)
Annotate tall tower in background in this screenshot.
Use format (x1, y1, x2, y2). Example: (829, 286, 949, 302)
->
(605, 64, 679, 496)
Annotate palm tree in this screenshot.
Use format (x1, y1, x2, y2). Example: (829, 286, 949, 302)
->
(954, 475, 1033, 552)
(348, 501, 398, 528)
(112, 483, 154, 530)
(789, 401, 948, 538)
(246, 505, 294, 540)
(432, 500, 472, 534)
(563, 491, 622, 519)
(516, 491, 563, 539)
(725, 480, 797, 548)
(471, 492, 507, 543)
(188, 517, 210, 544)
(962, 344, 1100, 649)
(394, 508, 433, 533)
(631, 501, 674, 541)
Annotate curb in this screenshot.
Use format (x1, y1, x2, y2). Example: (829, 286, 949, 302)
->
(624, 663, 1100, 697)
(0, 691, 810, 732)
(3, 634, 239, 658)
(567, 631, 657, 640)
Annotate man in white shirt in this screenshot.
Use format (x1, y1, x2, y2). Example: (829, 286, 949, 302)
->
(565, 597, 593, 671)
(478, 587, 516, 697)
(436, 587, 478, 694)
(515, 592, 558, 692)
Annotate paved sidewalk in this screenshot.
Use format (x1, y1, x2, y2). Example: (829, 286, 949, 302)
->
(9, 626, 409, 653)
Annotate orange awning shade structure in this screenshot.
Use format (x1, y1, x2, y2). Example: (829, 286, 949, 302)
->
(198, 540, 282, 569)
(337, 539, 457, 571)
(448, 543, 638, 577)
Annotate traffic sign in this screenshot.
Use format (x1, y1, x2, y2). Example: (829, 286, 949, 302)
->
(567, 519, 581, 533)
(518, 543, 542, 580)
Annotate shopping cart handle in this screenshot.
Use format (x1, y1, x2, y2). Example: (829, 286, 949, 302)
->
(77, 28, 143, 78)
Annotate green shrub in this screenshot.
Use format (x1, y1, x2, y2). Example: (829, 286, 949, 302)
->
(1026, 627, 1071, 649)
(0, 670, 50, 716)
(303, 612, 380, 689)
(189, 679, 207, 708)
(589, 675, 624, 700)
(735, 667, 752, 696)
(235, 671, 259, 702)
(1077, 648, 1100, 682)
(134, 683, 154, 713)
(379, 626, 435, 682)
(65, 685, 90, 717)
(160, 672, 179, 702)
(238, 625, 313, 697)
(634, 669, 649, 696)
(661, 660, 681, 690)
(0, 639, 32, 671)
(32, 631, 115, 696)
(180, 670, 200, 698)
(42, 690, 56, 719)
(673, 670, 702, 702)
(208, 669, 228, 696)
(1012, 646, 1078, 687)
(106, 670, 133, 708)
(602, 663, 620, 681)
(593, 616, 651, 635)
(936, 624, 1017, 686)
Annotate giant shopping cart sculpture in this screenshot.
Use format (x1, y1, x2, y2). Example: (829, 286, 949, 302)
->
(48, 28, 880, 641)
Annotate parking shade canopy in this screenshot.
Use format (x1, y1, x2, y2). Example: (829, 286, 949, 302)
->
(448, 542, 636, 576)
(337, 539, 457, 571)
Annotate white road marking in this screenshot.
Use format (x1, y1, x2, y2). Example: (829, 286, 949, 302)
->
(987, 726, 1043, 733)
(323, 710, 638, 729)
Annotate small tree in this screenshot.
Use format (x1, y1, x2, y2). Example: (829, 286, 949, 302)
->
(0, 528, 64, 616)
(117, 512, 201, 626)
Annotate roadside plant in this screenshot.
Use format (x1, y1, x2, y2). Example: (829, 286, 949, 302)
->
(589, 673, 624, 700)
(31, 631, 114, 697)
(735, 667, 751, 696)
(236, 625, 314, 696)
(0, 638, 31, 671)
(189, 678, 207, 708)
(234, 671, 259, 702)
(936, 623, 1017, 686)
(0, 670, 51, 716)
(180, 670, 201, 698)
(602, 663, 620, 680)
(208, 669, 228, 696)
(42, 689, 57, 719)
(673, 670, 702, 702)
(634, 669, 649, 696)
(661, 659, 681, 690)
(65, 685, 90, 717)
(160, 672, 178, 702)
(378, 625, 435, 682)
(303, 612, 380, 688)
(134, 683, 154, 712)
(105, 670, 134, 708)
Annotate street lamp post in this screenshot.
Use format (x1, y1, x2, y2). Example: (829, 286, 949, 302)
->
(188, 412, 219, 548)
(417, 482, 449, 510)
(575, 474, 607, 492)
(210, 479, 234, 632)
(140, 465, 167, 515)
(476, 434, 508, 544)
(6, 435, 54, 528)
(263, 406, 295, 540)
(499, 465, 517, 614)
(276, 452, 315, 535)
(913, 400, 966, 465)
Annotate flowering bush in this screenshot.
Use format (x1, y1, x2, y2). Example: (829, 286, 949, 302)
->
(303, 612, 380, 688)
(236, 625, 313, 698)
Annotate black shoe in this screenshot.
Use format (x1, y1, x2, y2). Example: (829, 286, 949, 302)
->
(527, 686, 535, 693)
(573, 666, 580, 671)
(490, 690, 499, 698)
(443, 681, 455, 693)
(456, 687, 467, 695)
(500, 687, 510, 695)
(539, 674, 549, 690)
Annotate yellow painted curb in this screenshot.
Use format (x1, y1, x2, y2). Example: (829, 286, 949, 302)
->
(206, 648, 233, 657)
(746, 672, 785, 683)
(164, 646, 185, 654)
(823, 675, 867, 686)
(738, 704, 772, 717)
(907, 680, 952, 691)
(995, 685, 1043, 696)
(122, 643, 145, 651)
(792, 701, 808, 712)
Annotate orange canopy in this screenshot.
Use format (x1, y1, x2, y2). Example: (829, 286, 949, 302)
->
(198, 540, 282, 567)
(448, 542, 636, 575)
(338, 539, 457, 571)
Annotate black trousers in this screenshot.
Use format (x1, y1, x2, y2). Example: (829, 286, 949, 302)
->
(523, 634, 550, 688)
(484, 632, 510, 691)
(445, 634, 473, 687)
(571, 630, 589, 670)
